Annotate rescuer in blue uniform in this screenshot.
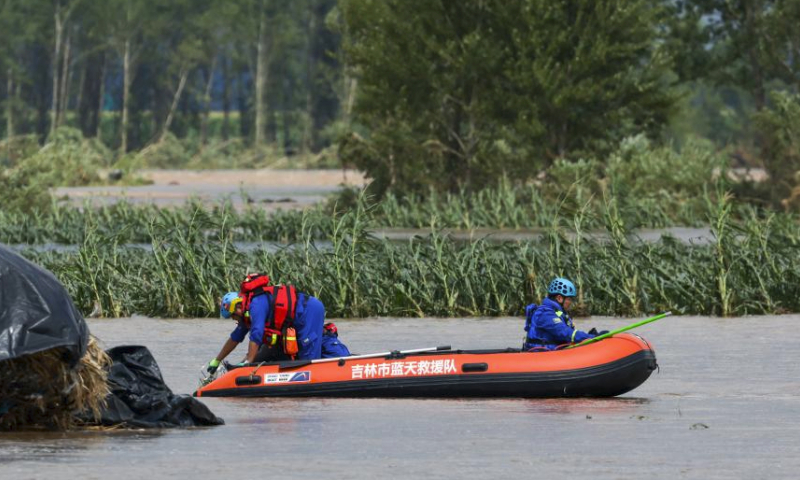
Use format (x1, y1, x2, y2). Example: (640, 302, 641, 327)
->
(321, 322, 352, 358)
(523, 277, 607, 350)
(205, 288, 327, 374)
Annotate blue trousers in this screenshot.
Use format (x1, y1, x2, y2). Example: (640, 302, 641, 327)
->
(295, 296, 325, 360)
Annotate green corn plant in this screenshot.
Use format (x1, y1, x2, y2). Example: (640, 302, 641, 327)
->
(707, 187, 734, 316)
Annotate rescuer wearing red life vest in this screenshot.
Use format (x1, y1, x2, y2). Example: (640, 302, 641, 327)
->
(205, 274, 326, 374)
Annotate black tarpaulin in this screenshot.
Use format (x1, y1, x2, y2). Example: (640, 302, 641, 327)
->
(88, 345, 224, 428)
(0, 245, 222, 429)
(0, 244, 87, 366)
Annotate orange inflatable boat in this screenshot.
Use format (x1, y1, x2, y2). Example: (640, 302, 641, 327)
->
(194, 333, 656, 398)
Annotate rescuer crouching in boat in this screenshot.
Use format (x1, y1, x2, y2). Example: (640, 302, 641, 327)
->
(523, 277, 608, 351)
(320, 322, 352, 358)
(205, 274, 335, 375)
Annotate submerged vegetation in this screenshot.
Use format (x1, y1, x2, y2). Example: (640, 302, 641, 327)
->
(17, 192, 800, 319)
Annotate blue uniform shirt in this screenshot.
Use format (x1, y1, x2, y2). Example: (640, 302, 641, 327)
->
(230, 293, 272, 345)
(230, 292, 325, 360)
(524, 297, 594, 349)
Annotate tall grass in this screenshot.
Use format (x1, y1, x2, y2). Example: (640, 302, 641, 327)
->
(21, 201, 800, 319)
(0, 182, 726, 246)
(0, 199, 335, 245)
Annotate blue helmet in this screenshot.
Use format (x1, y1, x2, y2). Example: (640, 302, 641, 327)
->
(220, 291, 241, 318)
(548, 277, 577, 297)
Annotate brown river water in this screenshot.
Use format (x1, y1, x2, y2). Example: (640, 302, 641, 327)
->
(1, 315, 799, 479)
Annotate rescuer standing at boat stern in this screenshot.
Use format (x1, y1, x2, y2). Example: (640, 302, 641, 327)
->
(523, 277, 608, 350)
(206, 274, 326, 374)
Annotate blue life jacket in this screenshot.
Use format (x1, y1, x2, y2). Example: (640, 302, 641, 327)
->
(321, 333, 351, 358)
(523, 297, 594, 350)
(524, 303, 538, 334)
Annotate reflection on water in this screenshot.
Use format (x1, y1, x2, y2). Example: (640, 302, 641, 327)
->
(372, 227, 716, 244)
(10, 227, 716, 251)
(517, 397, 650, 415)
(9, 241, 326, 254)
(0, 429, 166, 464)
(2, 315, 799, 479)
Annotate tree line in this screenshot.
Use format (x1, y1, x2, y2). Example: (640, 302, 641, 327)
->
(0, 0, 344, 155)
(338, 0, 800, 199)
(1, 0, 799, 202)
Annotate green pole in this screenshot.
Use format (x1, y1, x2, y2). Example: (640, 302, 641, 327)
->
(567, 311, 672, 349)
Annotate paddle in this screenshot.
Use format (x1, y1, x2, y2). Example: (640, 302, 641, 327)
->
(566, 311, 672, 349)
(277, 345, 453, 370)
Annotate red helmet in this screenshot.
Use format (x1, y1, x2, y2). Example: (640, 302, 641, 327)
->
(323, 322, 338, 337)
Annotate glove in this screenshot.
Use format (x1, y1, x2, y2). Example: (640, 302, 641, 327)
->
(206, 358, 220, 374)
(587, 328, 610, 336)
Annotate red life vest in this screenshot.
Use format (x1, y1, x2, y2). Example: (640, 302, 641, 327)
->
(238, 273, 298, 339)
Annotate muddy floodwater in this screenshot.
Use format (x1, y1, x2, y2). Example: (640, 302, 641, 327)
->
(53, 169, 365, 210)
(2, 315, 799, 479)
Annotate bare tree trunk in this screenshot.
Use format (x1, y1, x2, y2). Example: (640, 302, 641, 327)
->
(50, 2, 64, 138)
(121, 38, 131, 153)
(282, 78, 292, 154)
(160, 67, 188, 143)
(6, 69, 13, 141)
(222, 54, 231, 140)
(75, 60, 86, 123)
(96, 54, 106, 138)
(345, 76, 357, 120)
(558, 122, 567, 158)
(35, 50, 50, 142)
(302, 0, 315, 154)
(745, 2, 766, 112)
(15, 78, 21, 133)
(200, 56, 218, 146)
(254, 4, 267, 146)
(237, 65, 250, 139)
(57, 29, 72, 128)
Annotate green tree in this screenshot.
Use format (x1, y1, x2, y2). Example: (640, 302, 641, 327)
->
(754, 92, 800, 206)
(339, 0, 678, 195)
(684, 0, 800, 199)
(303, 0, 342, 152)
(99, 0, 151, 153)
(154, 0, 209, 143)
(0, 0, 348, 156)
(695, 0, 784, 111)
(1, 0, 56, 142)
(0, 0, 27, 143)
